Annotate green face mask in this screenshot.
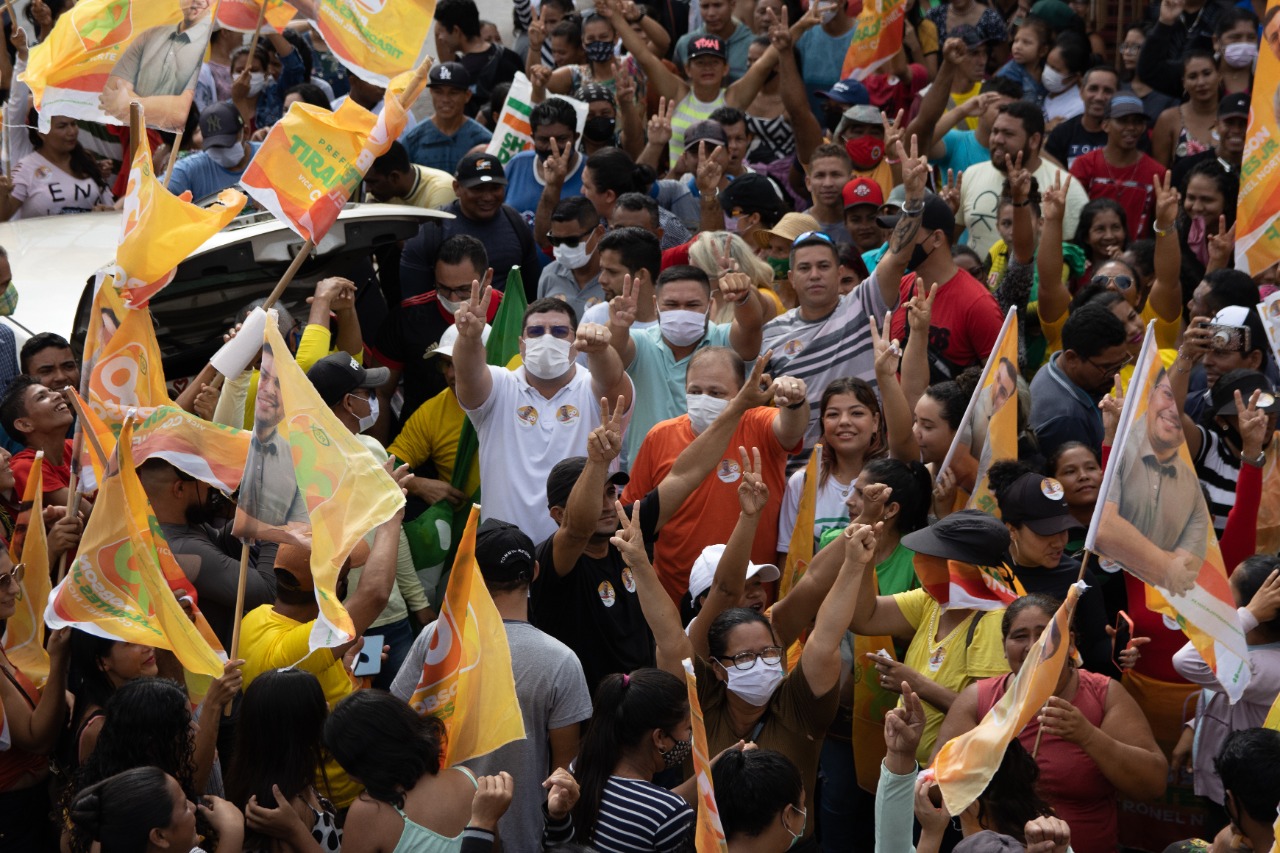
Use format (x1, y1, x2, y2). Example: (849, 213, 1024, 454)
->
(766, 256, 790, 279)
(0, 282, 18, 317)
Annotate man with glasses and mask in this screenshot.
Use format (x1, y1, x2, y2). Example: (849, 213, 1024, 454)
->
(1030, 301, 1131, 458)
(454, 283, 634, 542)
(538, 197, 607, 318)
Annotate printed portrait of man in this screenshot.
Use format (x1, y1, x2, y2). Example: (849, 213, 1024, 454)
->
(99, 0, 213, 128)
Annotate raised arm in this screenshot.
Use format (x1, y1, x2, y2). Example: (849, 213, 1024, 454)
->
(599, 0, 685, 103)
(800, 522, 879, 697)
(719, 267, 764, 361)
(873, 138, 929, 306)
(614, 499, 693, 677)
(340, 505, 409, 655)
(873, 309, 920, 463)
(533, 138, 572, 253)
(577, 322, 634, 410)
(613, 60, 647, 160)
(757, 5, 822, 163)
(452, 273, 497, 411)
(551, 398, 627, 576)
(846, 511, 915, 639)
(637, 98, 676, 173)
(0, 627, 69, 754)
(1147, 171, 1183, 322)
(1036, 173, 1072, 327)
(606, 274, 640, 368)
(904, 39, 967, 160)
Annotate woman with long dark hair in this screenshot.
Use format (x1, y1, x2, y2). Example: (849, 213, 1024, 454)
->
(0, 109, 113, 220)
(62, 631, 158, 771)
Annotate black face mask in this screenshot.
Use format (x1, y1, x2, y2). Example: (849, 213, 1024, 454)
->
(583, 116, 617, 143)
(184, 483, 220, 527)
(534, 147, 553, 162)
(907, 240, 932, 272)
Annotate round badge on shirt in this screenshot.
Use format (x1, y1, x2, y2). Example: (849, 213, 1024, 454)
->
(928, 646, 947, 672)
(516, 405, 539, 426)
(598, 581, 617, 607)
(556, 405, 580, 425)
(621, 568, 636, 593)
(717, 459, 742, 483)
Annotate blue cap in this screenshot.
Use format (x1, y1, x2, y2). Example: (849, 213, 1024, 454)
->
(815, 78, 870, 106)
(1107, 93, 1146, 119)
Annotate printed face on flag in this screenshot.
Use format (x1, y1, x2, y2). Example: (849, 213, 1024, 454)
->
(98, 0, 214, 124)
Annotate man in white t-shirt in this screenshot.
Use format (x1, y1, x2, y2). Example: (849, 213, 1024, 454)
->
(454, 285, 634, 542)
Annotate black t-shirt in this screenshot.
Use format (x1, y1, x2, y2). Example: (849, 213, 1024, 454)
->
(1045, 116, 1153, 170)
(1170, 150, 1234, 195)
(531, 492, 660, 694)
(458, 44, 524, 118)
(1010, 555, 1114, 678)
(398, 201, 541, 303)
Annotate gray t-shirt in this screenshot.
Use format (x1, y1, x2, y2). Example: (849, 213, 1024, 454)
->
(392, 619, 592, 852)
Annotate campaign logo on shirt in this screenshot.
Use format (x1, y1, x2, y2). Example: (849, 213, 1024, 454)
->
(927, 646, 947, 672)
(621, 568, 636, 593)
(598, 580, 617, 607)
(34, 166, 51, 179)
(516, 405, 539, 426)
(783, 339, 805, 356)
(716, 458, 742, 483)
(556, 404, 580, 425)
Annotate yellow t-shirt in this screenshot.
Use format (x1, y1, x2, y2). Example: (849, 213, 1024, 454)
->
(1141, 301, 1182, 351)
(951, 81, 982, 131)
(387, 387, 480, 498)
(239, 605, 363, 808)
(1041, 306, 1180, 388)
(892, 589, 1009, 763)
(396, 165, 458, 209)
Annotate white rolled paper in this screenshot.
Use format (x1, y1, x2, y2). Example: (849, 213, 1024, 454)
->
(210, 306, 269, 379)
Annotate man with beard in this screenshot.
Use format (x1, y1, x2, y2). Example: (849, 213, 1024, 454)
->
(1170, 93, 1249, 191)
(1069, 93, 1168, 241)
(957, 100, 1088, 259)
(139, 458, 279, 649)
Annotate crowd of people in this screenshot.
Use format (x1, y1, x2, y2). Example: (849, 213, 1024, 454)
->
(2, 0, 1280, 850)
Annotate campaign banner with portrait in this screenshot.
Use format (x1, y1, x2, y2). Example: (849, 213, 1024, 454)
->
(281, 0, 435, 86)
(485, 73, 590, 165)
(22, 0, 214, 131)
(1234, 0, 1280, 274)
(840, 0, 907, 80)
(1086, 322, 1250, 702)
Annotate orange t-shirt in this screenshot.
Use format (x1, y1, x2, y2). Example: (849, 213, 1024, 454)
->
(622, 407, 799, 603)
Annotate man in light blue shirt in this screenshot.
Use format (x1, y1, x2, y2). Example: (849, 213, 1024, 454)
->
(168, 102, 259, 201)
(402, 62, 493, 174)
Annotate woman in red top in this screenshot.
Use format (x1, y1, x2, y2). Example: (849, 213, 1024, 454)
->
(934, 594, 1167, 853)
(0, 555, 70, 850)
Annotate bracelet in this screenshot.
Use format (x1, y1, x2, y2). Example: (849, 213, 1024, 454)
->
(785, 401, 806, 410)
(1154, 222, 1172, 237)
(1243, 450, 1266, 468)
(885, 157, 902, 165)
(732, 292, 753, 306)
(902, 199, 925, 216)
(1011, 198, 1031, 207)
(626, 14, 643, 23)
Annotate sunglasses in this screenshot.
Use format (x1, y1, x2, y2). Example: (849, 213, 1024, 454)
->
(525, 324, 574, 339)
(0, 562, 25, 596)
(546, 227, 597, 249)
(1091, 273, 1134, 291)
(792, 230, 835, 247)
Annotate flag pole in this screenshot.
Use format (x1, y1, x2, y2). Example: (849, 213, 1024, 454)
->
(229, 546, 250, 661)
(245, 2, 268, 62)
(162, 128, 184, 189)
(1032, 554, 1093, 759)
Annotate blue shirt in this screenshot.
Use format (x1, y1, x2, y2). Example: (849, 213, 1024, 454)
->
(504, 149, 585, 225)
(796, 25, 857, 118)
(402, 118, 493, 174)
(168, 142, 262, 201)
(931, 129, 988, 176)
(1029, 352, 1103, 458)
(995, 60, 1047, 108)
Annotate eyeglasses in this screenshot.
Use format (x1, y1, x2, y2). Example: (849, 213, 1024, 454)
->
(436, 282, 472, 301)
(1090, 273, 1134, 291)
(0, 562, 25, 593)
(534, 133, 575, 150)
(547, 227, 597, 248)
(525, 324, 574, 339)
(792, 230, 835, 247)
(716, 645, 784, 670)
(1119, 43, 1142, 53)
(1087, 351, 1134, 374)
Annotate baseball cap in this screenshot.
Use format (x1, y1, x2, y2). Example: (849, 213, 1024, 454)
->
(428, 61, 472, 89)
(842, 103, 884, 126)
(576, 83, 616, 105)
(1107, 93, 1146, 119)
(752, 211, 821, 250)
(718, 173, 787, 219)
(877, 193, 956, 238)
(430, 323, 491, 358)
(684, 119, 728, 151)
(1211, 369, 1280, 415)
(687, 544, 780, 602)
(1028, 0, 1082, 32)
(843, 177, 885, 210)
(306, 352, 391, 406)
(455, 152, 508, 187)
(815, 77, 871, 106)
(950, 23, 989, 49)
(687, 34, 727, 61)
(545, 456, 630, 509)
(900, 509, 1011, 566)
(1219, 92, 1250, 119)
(996, 473, 1080, 536)
(475, 519, 536, 584)
(199, 102, 243, 149)
(274, 539, 372, 591)
(883, 184, 908, 211)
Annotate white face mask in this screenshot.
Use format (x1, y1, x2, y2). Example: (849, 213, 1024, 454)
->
(659, 308, 708, 347)
(685, 392, 729, 434)
(438, 295, 462, 315)
(1223, 42, 1258, 69)
(554, 239, 593, 270)
(349, 394, 378, 433)
(523, 334, 573, 380)
(247, 71, 267, 96)
(1041, 65, 1072, 94)
(206, 142, 244, 169)
(723, 658, 784, 706)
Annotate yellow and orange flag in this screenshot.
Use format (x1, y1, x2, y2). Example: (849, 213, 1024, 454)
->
(284, 0, 436, 86)
(232, 319, 405, 653)
(240, 65, 426, 244)
(932, 582, 1080, 814)
(779, 444, 821, 598)
(1235, 0, 1280, 274)
(22, 0, 214, 131)
(840, 0, 908, 80)
(408, 507, 525, 765)
(215, 0, 297, 31)
(1087, 322, 1250, 701)
(117, 127, 245, 308)
(683, 658, 729, 853)
(46, 419, 225, 677)
(2, 453, 52, 685)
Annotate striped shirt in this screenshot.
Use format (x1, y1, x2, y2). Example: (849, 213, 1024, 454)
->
(592, 776, 695, 853)
(1193, 426, 1238, 535)
(670, 91, 727, 170)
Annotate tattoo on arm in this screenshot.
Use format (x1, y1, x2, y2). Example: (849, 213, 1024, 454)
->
(890, 216, 921, 255)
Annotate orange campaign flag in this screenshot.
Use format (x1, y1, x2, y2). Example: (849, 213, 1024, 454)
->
(116, 126, 245, 308)
(282, 0, 435, 86)
(2, 453, 52, 685)
(46, 419, 225, 678)
(21, 0, 215, 131)
(933, 583, 1081, 815)
(683, 658, 729, 853)
(239, 66, 424, 244)
(86, 286, 174, 427)
(1234, 0, 1280, 274)
(407, 507, 525, 765)
(216, 0, 297, 32)
(840, 0, 908, 80)
(779, 444, 821, 598)
(1087, 323, 1250, 702)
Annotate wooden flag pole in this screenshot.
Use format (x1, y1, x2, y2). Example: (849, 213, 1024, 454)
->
(262, 238, 314, 310)
(162, 127, 184, 189)
(1032, 552, 1094, 759)
(229, 545, 251, 661)
(245, 2, 268, 63)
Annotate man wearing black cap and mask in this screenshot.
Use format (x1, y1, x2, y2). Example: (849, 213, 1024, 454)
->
(391, 519, 592, 853)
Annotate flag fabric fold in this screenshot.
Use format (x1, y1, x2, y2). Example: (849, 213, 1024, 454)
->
(407, 506, 526, 765)
(779, 445, 821, 598)
(840, 0, 908, 80)
(683, 658, 729, 853)
(953, 308, 1019, 516)
(282, 0, 436, 86)
(215, 0, 297, 31)
(912, 552, 1021, 612)
(2, 453, 52, 685)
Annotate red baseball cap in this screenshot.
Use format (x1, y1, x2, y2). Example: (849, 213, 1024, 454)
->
(842, 177, 884, 210)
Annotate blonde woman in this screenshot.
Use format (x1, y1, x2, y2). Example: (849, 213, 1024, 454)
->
(688, 231, 783, 324)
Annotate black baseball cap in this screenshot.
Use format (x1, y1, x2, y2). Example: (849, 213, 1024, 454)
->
(475, 519, 536, 584)
(576, 83, 616, 105)
(877, 193, 956, 238)
(901, 509, 1011, 566)
(996, 473, 1080, 536)
(1211, 369, 1280, 415)
(428, 61, 472, 90)
(545, 456, 629, 510)
(684, 119, 727, 150)
(199, 102, 243, 148)
(718, 173, 787, 219)
(1219, 92, 1250, 119)
(306, 352, 390, 406)
(687, 34, 727, 61)
(455, 152, 508, 187)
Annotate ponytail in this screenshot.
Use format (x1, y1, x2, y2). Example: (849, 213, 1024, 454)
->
(68, 767, 174, 853)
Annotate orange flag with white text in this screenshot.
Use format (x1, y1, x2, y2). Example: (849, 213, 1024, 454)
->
(684, 658, 729, 853)
(1234, 0, 1280, 274)
(408, 507, 525, 765)
(2, 453, 52, 685)
(840, 0, 908, 80)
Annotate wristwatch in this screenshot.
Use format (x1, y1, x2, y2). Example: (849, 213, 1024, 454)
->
(1243, 450, 1266, 468)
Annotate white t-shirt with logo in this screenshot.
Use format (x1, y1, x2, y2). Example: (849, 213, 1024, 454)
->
(10, 152, 113, 219)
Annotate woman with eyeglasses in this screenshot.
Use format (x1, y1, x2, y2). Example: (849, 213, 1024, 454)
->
(0, 554, 71, 849)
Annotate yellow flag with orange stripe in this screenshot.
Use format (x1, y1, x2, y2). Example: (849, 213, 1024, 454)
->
(2, 453, 52, 685)
(285, 0, 436, 86)
(215, 0, 297, 31)
(964, 307, 1020, 516)
(779, 445, 821, 598)
(684, 658, 729, 853)
(408, 507, 525, 765)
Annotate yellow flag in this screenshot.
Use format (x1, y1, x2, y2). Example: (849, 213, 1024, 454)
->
(779, 445, 821, 598)
(2, 453, 51, 685)
(933, 583, 1081, 815)
(965, 308, 1020, 516)
(232, 320, 405, 652)
(1235, 0, 1280, 274)
(116, 127, 245, 308)
(87, 287, 174, 423)
(285, 0, 435, 86)
(46, 419, 224, 677)
(408, 507, 526, 765)
(683, 659, 729, 853)
(21, 0, 214, 130)
(215, 0, 297, 31)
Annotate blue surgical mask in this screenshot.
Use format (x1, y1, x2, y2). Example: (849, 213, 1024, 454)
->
(785, 804, 807, 847)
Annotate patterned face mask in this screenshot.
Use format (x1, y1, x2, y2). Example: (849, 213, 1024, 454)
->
(0, 282, 17, 317)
